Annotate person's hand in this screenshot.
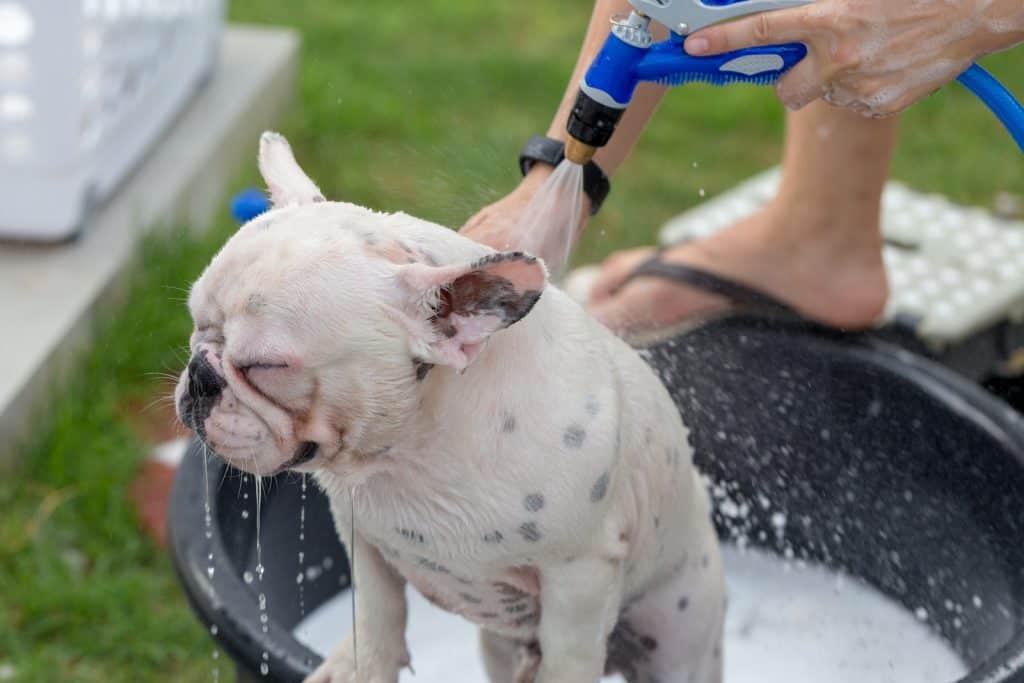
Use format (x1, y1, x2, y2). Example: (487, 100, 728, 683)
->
(684, 0, 1024, 116)
(460, 165, 555, 251)
(461, 164, 591, 270)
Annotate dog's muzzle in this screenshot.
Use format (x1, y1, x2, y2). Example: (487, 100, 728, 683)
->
(282, 441, 319, 470)
(178, 350, 226, 435)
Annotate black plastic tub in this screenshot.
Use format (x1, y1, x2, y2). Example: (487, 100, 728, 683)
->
(169, 315, 1024, 682)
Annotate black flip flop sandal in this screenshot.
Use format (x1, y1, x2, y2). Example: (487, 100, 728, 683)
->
(613, 250, 805, 346)
(617, 250, 928, 356)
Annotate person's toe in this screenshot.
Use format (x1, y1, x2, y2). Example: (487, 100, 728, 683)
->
(588, 247, 658, 303)
(588, 279, 667, 334)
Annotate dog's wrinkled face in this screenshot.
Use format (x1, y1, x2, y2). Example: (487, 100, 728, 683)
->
(174, 132, 546, 476)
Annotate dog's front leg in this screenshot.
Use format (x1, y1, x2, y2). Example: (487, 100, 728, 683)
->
(535, 556, 625, 683)
(305, 533, 410, 683)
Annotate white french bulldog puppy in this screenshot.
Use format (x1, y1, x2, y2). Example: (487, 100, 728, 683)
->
(176, 132, 725, 683)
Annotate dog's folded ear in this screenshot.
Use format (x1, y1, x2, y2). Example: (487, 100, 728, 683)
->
(258, 131, 326, 207)
(396, 252, 548, 371)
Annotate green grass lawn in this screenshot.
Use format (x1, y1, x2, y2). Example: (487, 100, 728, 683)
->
(1, 1, 1022, 680)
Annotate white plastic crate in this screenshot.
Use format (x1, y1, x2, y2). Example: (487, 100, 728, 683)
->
(0, 0, 223, 241)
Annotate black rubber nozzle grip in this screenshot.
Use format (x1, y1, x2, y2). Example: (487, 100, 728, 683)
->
(566, 89, 625, 148)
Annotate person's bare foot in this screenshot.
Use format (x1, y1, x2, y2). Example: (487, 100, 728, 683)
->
(586, 200, 889, 336)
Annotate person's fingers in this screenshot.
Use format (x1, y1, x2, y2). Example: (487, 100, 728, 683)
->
(774, 55, 827, 109)
(588, 247, 657, 304)
(685, 7, 809, 56)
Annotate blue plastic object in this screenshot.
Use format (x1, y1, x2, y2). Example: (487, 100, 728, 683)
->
(230, 188, 272, 224)
(583, 31, 806, 108)
(584, 25, 1024, 154)
(956, 64, 1024, 153)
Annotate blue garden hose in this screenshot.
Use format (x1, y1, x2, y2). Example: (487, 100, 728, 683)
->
(956, 63, 1024, 153)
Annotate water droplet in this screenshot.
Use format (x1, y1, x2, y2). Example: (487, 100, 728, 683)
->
(259, 593, 267, 610)
(242, 510, 250, 519)
(973, 595, 983, 608)
(296, 572, 304, 584)
(260, 663, 269, 676)
(210, 624, 218, 635)
(243, 571, 254, 584)
(298, 551, 304, 564)
(323, 556, 334, 570)
(299, 533, 305, 542)
(256, 563, 265, 581)
(207, 566, 215, 579)
(691, 161, 698, 168)
(263, 652, 269, 660)
(212, 650, 219, 659)
(260, 613, 269, 624)
(698, 188, 706, 197)
(205, 530, 213, 540)
(915, 607, 929, 621)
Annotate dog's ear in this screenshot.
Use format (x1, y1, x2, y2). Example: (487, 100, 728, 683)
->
(258, 131, 325, 207)
(396, 252, 547, 371)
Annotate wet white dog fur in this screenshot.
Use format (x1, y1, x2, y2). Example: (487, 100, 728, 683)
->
(176, 132, 725, 683)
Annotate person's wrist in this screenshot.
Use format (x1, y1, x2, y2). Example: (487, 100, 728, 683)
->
(973, 0, 1024, 56)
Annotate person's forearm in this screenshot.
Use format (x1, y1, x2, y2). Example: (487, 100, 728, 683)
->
(541, 0, 668, 177)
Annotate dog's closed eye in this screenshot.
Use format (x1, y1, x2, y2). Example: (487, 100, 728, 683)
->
(240, 362, 290, 380)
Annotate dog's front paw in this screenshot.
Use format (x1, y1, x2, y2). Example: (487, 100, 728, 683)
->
(304, 636, 409, 683)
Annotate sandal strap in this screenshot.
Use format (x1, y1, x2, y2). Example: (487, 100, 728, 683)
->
(622, 255, 798, 317)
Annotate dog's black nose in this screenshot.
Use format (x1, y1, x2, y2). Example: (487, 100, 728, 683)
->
(187, 351, 225, 401)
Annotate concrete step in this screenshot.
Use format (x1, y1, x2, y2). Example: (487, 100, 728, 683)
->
(0, 25, 299, 466)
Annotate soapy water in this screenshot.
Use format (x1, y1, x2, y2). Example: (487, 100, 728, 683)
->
(515, 159, 585, 277)
(293, 546, 966, 683)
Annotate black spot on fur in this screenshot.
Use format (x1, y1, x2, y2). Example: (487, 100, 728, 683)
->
(518, 522, 541, 542)
(514, 612, 540, 627)
(605, 620, 653, 680)
(413, 359, 433, 381)
(396, 528, 426, 544)
(653, 516, 660, 530)
(459, 593, 482, 604)
(563, 425, 586, 449)
(493, 582, 527, 597)
(640, 636, 658, 651)
(523, 493, 544, 512)
(312, 195, 326, 203)
(247, 292, 267, 313)
(416, 557, 450, 573)
(701, 554, 709, 569)
(678, 596, 689, 611)
(499, 595, 524, 605)
(505, 602, 530, 614)
(483, 531, 504, 544)
(502, 414, 517, 433)
(591, 472, 609, 502)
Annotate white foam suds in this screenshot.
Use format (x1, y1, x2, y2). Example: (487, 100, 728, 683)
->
(294, 547, 966, 683)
